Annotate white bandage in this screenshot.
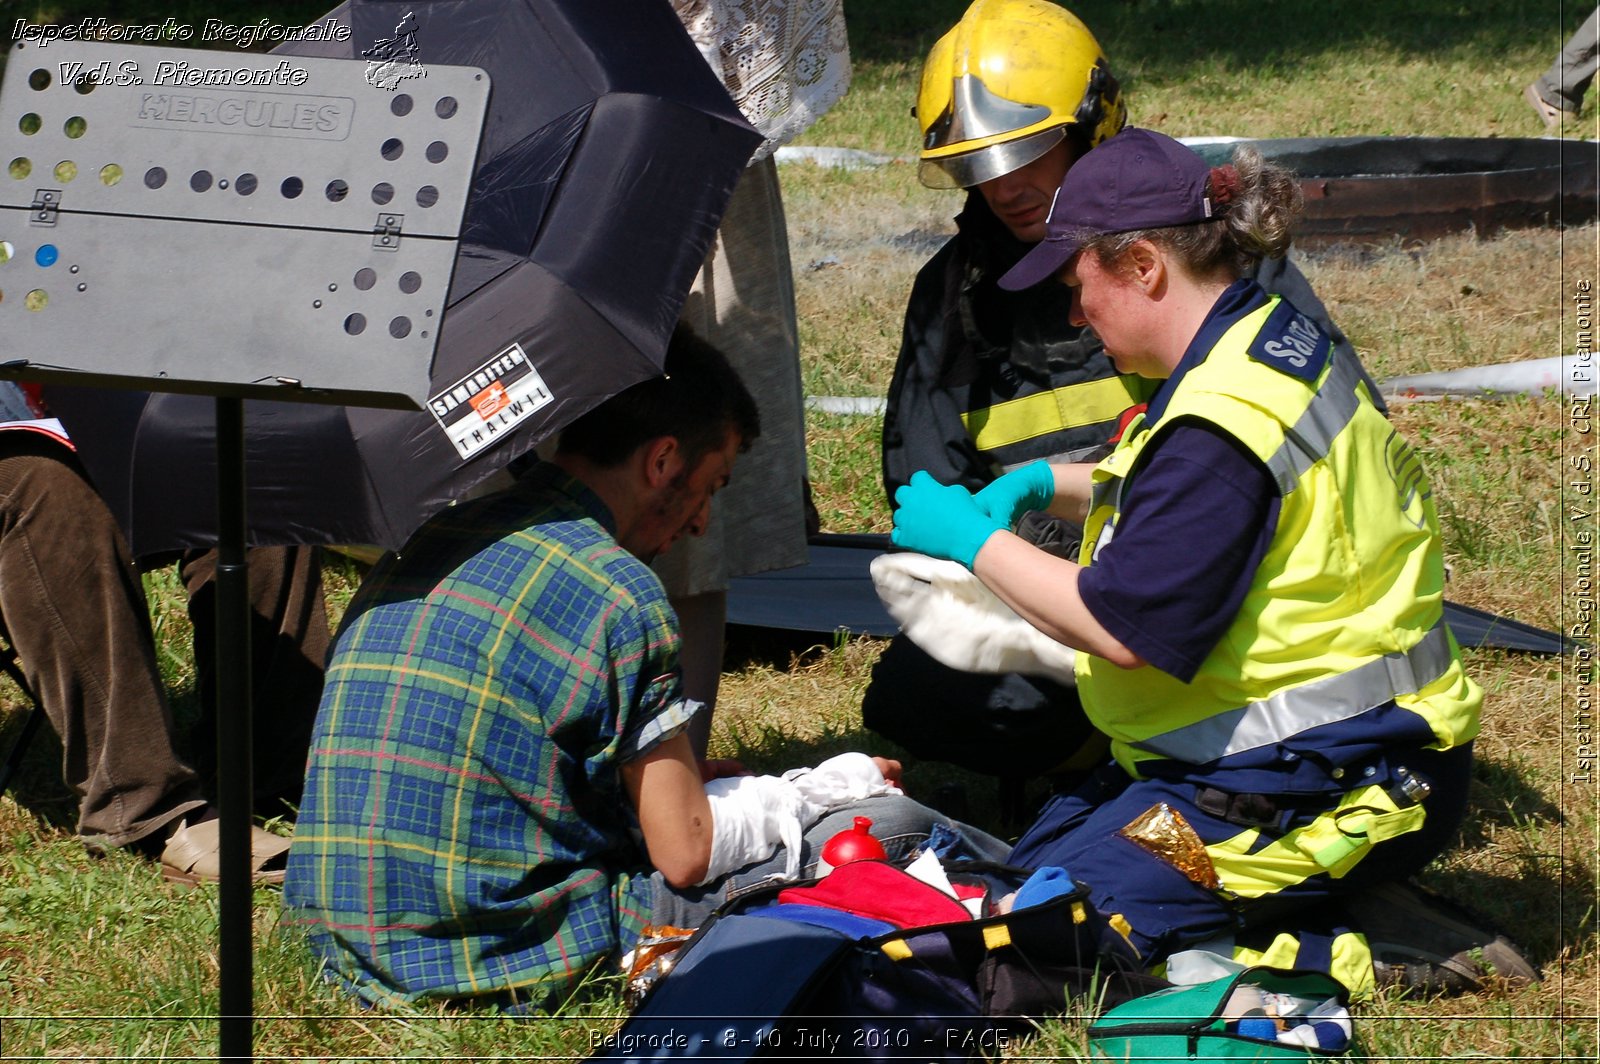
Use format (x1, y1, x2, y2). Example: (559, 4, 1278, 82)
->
(700, 774, 810, 885)
(700, 755, 905, 886)
(783, 752, 901, 809)
(870, 551, 1078, 685)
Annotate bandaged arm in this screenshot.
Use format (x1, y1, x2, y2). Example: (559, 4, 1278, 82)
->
(703, 774, 809, 883)
(623, 731, 812, 887)
(625, 737, 904, 888)
(701, 753, 904, 884)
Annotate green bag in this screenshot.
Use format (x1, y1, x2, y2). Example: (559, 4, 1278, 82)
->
(1087, 966, 1350, 1063)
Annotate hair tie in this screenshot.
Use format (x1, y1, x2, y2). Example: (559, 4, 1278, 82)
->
(1207, 165, 1241, 213)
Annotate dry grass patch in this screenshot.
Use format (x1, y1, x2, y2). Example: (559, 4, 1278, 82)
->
(784, 160, 956, 398)
(1128, 48, 1559, 142)
(1386, 395, 1562, 628)
(1300, 225, 1571, 380)
(806, 411, 895, 533)
(1441, 651, 1591, 960)
(713, 635, 884, 761)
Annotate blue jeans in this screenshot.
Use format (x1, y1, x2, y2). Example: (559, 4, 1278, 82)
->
(644, 794, 1011, 933)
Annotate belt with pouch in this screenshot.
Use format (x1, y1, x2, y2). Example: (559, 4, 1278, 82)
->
(1195, 764, 1433, 832)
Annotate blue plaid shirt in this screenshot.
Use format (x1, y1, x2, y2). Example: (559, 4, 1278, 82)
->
(284, 463, 693, 1009)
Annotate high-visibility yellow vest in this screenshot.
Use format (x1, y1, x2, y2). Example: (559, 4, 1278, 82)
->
(1077, 297, 1481, 777)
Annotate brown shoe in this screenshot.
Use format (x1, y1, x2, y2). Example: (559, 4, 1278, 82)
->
(1349, 880, 1539, 997)
(1524, 83, 1564, 131)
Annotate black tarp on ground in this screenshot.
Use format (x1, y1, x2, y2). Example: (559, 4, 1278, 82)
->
(1185, 136, 1598, 247)
(729, 534, 1570, 655)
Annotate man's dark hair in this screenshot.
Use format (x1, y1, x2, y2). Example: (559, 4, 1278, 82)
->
(556, 323, 761, 468)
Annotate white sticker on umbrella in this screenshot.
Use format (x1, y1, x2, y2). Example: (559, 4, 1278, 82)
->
(429, 342, 554, 460)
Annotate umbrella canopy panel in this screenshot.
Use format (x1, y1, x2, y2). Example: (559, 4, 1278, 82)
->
(0, 40, 489, 406)
(1188, 136, 1599, 246)
(57, 387, 392, 554)
(48, 0, 762, 555)
(279, 0, 757, 377)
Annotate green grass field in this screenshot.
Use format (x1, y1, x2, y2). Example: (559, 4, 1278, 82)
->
(2, 0, 1597, 1059)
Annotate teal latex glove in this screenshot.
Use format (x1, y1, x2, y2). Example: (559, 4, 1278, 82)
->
(974, 461, 1057, 529)
(891, 470, 1005, 569)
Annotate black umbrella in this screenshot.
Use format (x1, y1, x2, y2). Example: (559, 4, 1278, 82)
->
(50, 0, 760, 555)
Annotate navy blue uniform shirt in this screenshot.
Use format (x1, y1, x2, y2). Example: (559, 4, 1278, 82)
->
(1077, 280, 1279, 682)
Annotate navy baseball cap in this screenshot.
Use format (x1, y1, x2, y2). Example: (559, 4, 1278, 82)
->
(998, 127, 1216, 291)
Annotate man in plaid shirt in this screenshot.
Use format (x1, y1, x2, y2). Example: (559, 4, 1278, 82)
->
(284, 327, 764, 1010)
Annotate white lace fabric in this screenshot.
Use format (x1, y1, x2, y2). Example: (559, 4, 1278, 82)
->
(673, 0, 850, 163)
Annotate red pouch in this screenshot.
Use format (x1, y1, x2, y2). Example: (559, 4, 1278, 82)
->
(777, 859, 972, 928)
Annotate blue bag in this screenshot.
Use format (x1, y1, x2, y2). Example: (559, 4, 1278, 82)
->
(590, 860, 1164, 1062)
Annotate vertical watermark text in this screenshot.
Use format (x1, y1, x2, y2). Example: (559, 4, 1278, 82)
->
(1568, 277, 1596, 786)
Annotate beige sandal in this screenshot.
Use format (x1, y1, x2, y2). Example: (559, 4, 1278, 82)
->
(160, 818, 291, 886)
(1524, 83, 1564, 130)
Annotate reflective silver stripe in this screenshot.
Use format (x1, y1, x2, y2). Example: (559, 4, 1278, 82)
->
(1085, 470, 1123, 561)
(1132, 623, 1455, 763)
(1264, 354, 1365, 495)
(998, 440, 1106, 470)
(1090, 473, 1121, 515)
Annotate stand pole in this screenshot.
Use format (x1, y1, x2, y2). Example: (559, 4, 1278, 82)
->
(215, 396, 254, 1062)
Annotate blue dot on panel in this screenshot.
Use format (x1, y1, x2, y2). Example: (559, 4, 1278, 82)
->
(35, 244, 58, 267)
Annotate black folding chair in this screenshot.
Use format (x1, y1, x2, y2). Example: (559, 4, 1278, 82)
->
(0, 634, 45, 795)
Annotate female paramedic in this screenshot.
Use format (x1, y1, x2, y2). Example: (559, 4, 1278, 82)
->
(888, 128, 1484, 997)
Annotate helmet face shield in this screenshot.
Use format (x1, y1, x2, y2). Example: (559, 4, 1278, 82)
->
(923, 73, 1054, 155)
(919, 125, 1066, 190)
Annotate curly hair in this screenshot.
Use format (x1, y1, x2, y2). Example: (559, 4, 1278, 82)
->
(1077, 145, 1303, 279)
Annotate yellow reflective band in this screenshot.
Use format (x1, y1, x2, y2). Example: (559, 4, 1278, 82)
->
(1209, 818, 1341, 898)
(1072, 901, 1087, 924)
(1233, 931, 1375, 1000)
(1206, 785, 1428, 898)
(983, 923, 1013, 951)
(1294, 785, 1425, 876)
(961, 376, 1141, 452)
(880, 938, 913, 961)
(1334, 932, 1376, 1001)
(1204, 828, 1288, 899)
(1232, 932, 1302, 971)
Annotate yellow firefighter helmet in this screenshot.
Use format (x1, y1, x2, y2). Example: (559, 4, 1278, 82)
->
(917, 0, 1127, 189)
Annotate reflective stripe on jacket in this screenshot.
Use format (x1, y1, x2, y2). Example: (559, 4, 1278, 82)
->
(1076, 296, 1481, 776)
(960, 373, 1148, 467)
